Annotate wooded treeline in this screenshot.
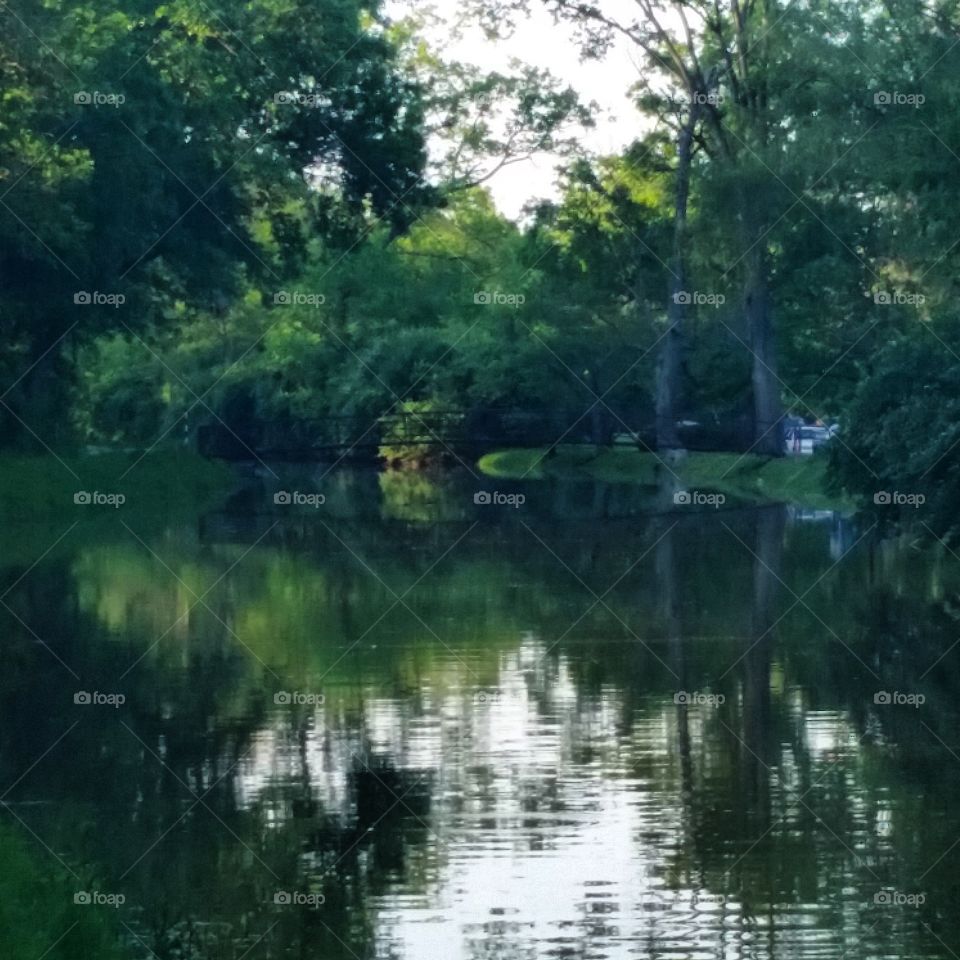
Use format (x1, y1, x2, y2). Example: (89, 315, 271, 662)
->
(4, 0, 960, 527)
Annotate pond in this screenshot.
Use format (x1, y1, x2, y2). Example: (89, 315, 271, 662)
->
(2, 465, 959, 959)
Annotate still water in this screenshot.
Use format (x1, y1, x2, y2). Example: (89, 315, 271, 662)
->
(3, 466, 960, 959)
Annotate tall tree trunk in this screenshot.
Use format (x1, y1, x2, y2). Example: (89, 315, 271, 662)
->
(733, 0, 783, 457)
(588, 370, 607, 445)
(744, 241, 783, 455)
(655, 104, 699, 451)
(7, 343, 67, 450)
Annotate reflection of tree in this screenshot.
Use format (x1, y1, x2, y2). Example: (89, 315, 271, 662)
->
(8, 500, 960, 957)
(656, 517, 693, 813)
(736, 505, 785, 947)
(378, 470, 465, 523)
(0, 822, 123, 959)
(741, 506, 786, 810)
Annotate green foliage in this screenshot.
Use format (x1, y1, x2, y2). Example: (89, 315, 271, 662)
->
(77, 182, 665, 448)
(829, 337, 960, 539)
(0, 825, 122, 959)
(0, 0, 433, 444)
(378, 400, 457, 465)
(7, 0, 960, 531)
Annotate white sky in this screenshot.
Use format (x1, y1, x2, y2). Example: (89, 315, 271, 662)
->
(387, 0, 644, 218)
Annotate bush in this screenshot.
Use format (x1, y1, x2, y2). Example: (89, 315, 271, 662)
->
(829, 339, 960, 540)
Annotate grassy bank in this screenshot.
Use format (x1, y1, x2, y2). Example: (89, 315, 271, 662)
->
(1, 451, 235, 520)
(478, 446, 850, 510)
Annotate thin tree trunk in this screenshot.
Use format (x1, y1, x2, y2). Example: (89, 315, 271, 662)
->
(734, 0, 783, 457)
(588, 370, 607, 445)
(744, 241, 783, 455)
(655, 103, 699, 451)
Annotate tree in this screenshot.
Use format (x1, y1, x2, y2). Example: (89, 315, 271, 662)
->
(0, 0, 433, 446)
(465, 0, 803, 454)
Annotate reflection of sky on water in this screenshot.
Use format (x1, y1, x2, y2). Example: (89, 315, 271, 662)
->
(787, 507, 856, 561)
(229, 636, 889, 959)
(374, 645, 670, 959)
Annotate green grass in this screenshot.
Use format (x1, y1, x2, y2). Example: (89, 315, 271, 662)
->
(1, 451, 237, 568)
(478, 446, 851, 510)
(0, 450, 234, 518)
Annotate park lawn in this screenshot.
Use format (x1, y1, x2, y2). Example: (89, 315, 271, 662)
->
(477, 446, 852, 510)
(0, 450, 233, 517)
(0, 449, 234, 562)
(0, 451, 237, 567)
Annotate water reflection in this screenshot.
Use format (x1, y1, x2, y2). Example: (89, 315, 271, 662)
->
(2, 469, 960, 959)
